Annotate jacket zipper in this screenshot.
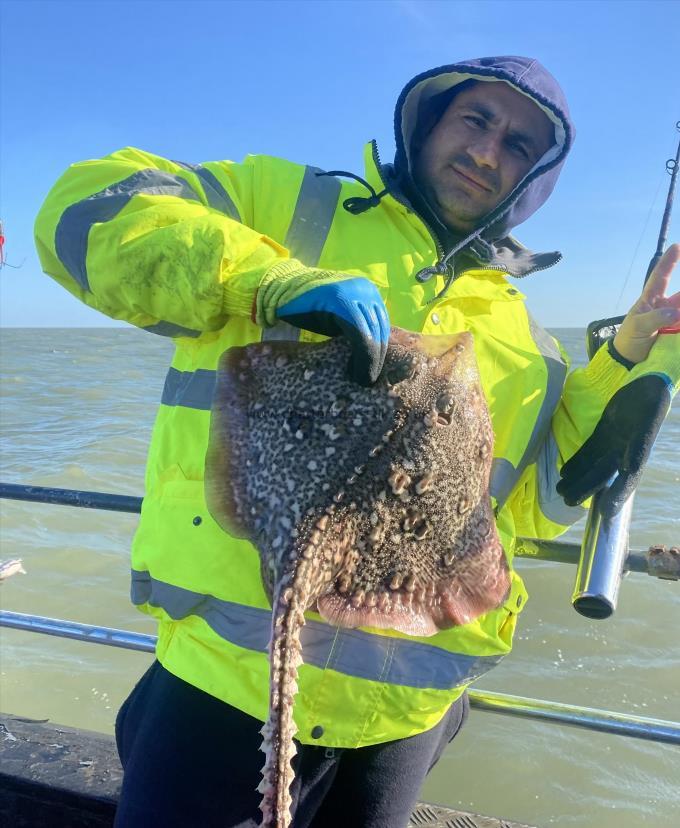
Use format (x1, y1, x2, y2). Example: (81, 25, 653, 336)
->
(466, 254, 563, 279)
(370, 140, 445, 262)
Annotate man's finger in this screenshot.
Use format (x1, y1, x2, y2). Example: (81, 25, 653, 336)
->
(599, 469, 642, 519)
(557, 454, 617, 506)
(559, 426, 608, 482)
(664, 290, 680, 310)
(641, 242, 680, 302)
(359, 303, 388, 382)
(340, 316, 384, 385)
(631, 306, 680, 335)
(375, 303, 391, 353)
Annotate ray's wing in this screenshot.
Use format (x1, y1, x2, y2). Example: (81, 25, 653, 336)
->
(315, 329, 511, 636)
(204, 344, 263, 541)
(206, 329, 510, 637)
(204, 337, 402, 546)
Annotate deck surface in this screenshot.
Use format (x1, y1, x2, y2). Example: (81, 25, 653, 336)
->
(0, 713, 536, 827)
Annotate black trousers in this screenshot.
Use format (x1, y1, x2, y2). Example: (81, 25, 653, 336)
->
(114, 661, 469, 828)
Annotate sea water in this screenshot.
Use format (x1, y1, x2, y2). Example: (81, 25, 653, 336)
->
(1, 327, 678, 827)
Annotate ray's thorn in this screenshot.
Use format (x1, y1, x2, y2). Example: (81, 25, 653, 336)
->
(388, 471, 411, 496)
(389, 573, 404, 591)
(415, 472, 434, 494)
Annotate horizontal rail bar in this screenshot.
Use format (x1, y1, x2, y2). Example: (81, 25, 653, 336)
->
(513, 537, 649, 574)
(0, 611, 156, 654)
(467, 689, 680, 746)
(0, 482, 660, 572)
(2, 611, 679, 745)
(0, 483, 142, 514)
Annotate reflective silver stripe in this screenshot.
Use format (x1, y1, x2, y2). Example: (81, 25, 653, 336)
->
(173, 160, 241, 221)
(144, 321, 202, 339)
(131, 570, 504, 690)
(55, 169, 202, 291)
(489, 457, 517, 506)
(537, 430, 585, 526)
(285, 166, 341, 265)
(261, 166, 341, 344)
(490, 314, 568, 510)
(260, 320, 303, 342)
(161, 367, 216, 409)
(158, 165, 342, 385)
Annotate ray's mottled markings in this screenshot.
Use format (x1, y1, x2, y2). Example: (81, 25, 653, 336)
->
(205, 328, 509, 828)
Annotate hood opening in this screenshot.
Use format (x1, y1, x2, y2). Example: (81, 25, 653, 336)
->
(393, 57, 575, 248)
(402, 74, 567, 180)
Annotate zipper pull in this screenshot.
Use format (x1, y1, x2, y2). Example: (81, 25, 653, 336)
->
(415, 260, 448, 283)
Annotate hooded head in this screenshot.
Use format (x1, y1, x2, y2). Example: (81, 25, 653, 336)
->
(394, 56, 574, 246)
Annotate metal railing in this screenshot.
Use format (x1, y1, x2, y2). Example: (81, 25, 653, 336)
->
(3, 482, 677, 577)
(2, 482, 679, 746)
(3, 608, 679, 745)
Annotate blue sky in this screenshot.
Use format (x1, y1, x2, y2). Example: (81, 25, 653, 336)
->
(1, 0, 678, 328)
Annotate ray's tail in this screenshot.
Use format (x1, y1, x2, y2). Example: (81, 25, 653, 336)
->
(258, 570, 312, 828)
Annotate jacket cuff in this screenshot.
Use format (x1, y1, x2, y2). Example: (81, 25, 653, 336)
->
(607, 339, 635, 370)
(627, 333, 680, 397)
(581, 341, 631, 407)
(221, 237, 290, 320)
(255, 260, 343, 328)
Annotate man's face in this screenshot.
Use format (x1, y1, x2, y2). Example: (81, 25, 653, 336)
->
(412, 81, 555, 234)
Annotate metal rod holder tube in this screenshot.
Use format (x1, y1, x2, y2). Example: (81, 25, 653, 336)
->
(572, 491, 634, 619)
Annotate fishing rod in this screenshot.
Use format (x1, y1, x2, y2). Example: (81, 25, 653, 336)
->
(585, 121, 680, 356)
(644, 120, 680, 285)
(573, 120, 680, 619)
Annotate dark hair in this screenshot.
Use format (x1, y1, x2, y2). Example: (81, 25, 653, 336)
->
(409, 79, 479, 160)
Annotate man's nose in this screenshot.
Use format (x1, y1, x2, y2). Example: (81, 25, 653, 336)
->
(468, 133, 501, 169)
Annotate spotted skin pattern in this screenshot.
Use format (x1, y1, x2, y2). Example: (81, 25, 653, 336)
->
(205, 328, 510, 828)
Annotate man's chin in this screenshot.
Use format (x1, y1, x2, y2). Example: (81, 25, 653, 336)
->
(433, 191, 488, 234)
(438, 205, 482, 235)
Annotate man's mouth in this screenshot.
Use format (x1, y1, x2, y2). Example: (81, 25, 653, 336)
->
(450, 165, 493, 193)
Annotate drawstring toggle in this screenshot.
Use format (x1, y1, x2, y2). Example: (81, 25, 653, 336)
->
(316, 170, 388, 215)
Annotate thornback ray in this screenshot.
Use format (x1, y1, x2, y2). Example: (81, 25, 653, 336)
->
(205, 327, 510, 828)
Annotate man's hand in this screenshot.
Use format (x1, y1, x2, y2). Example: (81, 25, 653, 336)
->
(613, 243, 680, 364)
(556, 375, 672, 518)
(557, 244, 680, 517)
(276, 277, 390, 386)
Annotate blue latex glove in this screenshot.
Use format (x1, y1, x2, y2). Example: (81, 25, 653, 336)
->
(275, 277, 390, 385)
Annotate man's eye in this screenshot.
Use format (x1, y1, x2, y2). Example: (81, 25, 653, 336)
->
(508, 141, 530, 160)
(463, 115, 485, 129)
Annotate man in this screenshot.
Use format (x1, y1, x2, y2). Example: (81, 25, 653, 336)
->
(35, 56, 680, 827)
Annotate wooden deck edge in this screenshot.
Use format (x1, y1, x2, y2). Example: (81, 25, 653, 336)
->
(0, 713, 538, 827)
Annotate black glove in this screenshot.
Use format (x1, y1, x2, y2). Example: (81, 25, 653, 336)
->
(556, 375, 672, 518)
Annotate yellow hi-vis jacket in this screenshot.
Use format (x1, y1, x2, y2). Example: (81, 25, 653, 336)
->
(34, 144, 680, 748)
